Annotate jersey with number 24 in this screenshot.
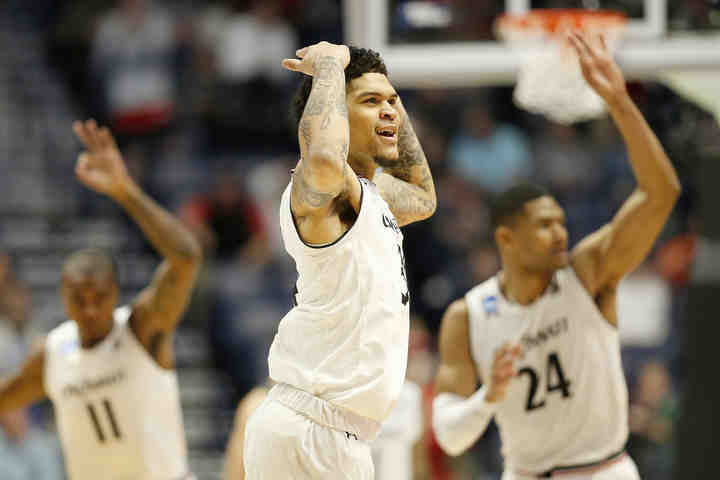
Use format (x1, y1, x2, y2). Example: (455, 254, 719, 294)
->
(466, 267, 628, 473)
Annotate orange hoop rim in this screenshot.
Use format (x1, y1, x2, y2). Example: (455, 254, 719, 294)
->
(496, 9, 627, 36)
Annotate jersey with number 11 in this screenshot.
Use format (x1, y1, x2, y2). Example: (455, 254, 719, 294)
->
(466, 267, 629, 473)
(44, 306, 189, 480)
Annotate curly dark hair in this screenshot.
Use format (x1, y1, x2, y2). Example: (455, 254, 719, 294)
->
(290, 46, 388, 128)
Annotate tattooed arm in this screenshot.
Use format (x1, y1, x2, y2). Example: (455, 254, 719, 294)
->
(73, 120, 202, 368)
(375, 101, 437, 226)
(284, 42, 351, 217)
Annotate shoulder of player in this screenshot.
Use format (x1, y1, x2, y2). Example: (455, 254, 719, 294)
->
(464, 276, 502, 316)
(46, 320, 78, 348)
(439, 299, 470, 350)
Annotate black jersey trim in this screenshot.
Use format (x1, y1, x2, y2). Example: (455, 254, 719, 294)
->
(289, 176, 364, 250)
(536, 448, 626, 477)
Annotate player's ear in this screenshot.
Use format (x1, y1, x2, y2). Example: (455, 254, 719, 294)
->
(495, 225, 513, 250)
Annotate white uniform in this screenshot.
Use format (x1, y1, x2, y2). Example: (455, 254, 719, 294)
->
(371, 381, 423, 480)
(44, 306, 191, 480)
(466, 267, 640, 479)
(245, 177, 410, 479)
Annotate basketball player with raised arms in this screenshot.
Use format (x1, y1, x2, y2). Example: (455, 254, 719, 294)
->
(242, 42, 436, 479)
(432, 32, 681, 479)
(0, 120, 202, 480)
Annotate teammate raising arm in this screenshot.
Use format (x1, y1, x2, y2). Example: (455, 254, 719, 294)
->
(0, 120, 202, 480)
(432, 31, 680, 479)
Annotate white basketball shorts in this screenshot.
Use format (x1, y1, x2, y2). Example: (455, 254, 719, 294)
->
(243, 384, 377, 479)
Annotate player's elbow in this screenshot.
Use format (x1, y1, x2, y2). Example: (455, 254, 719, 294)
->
(173, 235, 203, 272)
(184, 235, 204, 266)
(432, 420, 468, 457)
(437, 437, 468, 457)
(668, 179, 682, 202)
(424, 194, 438, 219)
(431, 397, 470, 457)
(414, 193, 437, 222)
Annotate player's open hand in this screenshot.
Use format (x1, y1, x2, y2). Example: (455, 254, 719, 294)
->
(282, 41, 350, 77)
(72, 120, 134, 200)
(568, 31, 628, 106)
(486, 342, 523, 403)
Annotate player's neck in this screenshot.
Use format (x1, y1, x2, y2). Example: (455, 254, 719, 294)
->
(500, 266, 554, 306)
(78, 317, 114, 349)
(348, 154, 376, 180)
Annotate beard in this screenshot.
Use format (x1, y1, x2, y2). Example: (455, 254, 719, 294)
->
(374, 152, 400, 169)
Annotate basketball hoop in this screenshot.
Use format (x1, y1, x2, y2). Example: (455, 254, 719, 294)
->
(495, 9, 627, 124)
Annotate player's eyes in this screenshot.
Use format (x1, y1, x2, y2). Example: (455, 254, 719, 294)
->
(365, 98, 379, 104)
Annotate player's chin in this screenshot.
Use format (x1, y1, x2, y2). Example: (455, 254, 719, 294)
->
(551, 251, 570, 268)
(376, 143, 399, 161)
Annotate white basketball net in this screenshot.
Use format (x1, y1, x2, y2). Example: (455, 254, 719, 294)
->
(497, 11, 626, 124)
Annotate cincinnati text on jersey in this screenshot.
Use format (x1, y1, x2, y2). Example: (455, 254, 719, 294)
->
(62, 370, 126, 397)
(520, 317, 569, 354)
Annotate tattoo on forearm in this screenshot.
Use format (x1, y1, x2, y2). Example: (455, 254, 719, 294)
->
(375, 109, 429, 178)
(303, 56, 347, 127)
(375, 108, 436, 224)
(397, 114, 426, 169)
(380, 173, 436, 225)
(300, 118, 312, 146)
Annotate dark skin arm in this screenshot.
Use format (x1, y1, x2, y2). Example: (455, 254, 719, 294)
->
(73, 120, 203, 369)
(434, 300, 478, 398)
(375, 100, 437, 226)
(568, 32, 681, 326)
(0, 347, 45, 416)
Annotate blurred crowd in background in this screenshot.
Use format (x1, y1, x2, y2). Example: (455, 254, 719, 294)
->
(0, 0, 718, 478)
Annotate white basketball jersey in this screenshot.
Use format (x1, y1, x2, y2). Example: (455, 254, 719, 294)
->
(44, 306, 190, 480)
(269, 176, 410, 422)
(372, 381, 423, 480)
(466, 267, 628, 473)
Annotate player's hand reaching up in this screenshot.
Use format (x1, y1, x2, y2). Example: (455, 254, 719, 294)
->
(72, 120, 134, 200)
(568, 31, 628, 106)
(282, 41, 350, 77)
(486, 342, 523, 403)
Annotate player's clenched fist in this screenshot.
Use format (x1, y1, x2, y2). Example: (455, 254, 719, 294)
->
(282, 41, 350, 77)
(486, 342, 523, 403)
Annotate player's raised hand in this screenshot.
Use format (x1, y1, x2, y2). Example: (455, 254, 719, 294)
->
(568, 31, 628, 105)
(72, 120, 134, 200)
(282, 41, 350, 77)
(486, 342, 523, 403)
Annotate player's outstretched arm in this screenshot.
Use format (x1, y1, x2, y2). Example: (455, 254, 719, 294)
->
(432, 300, 521, 456)
(284, 42, 351, 219)
(0, 347, 45, 415)
(375, 100, 437, 226)
(568, 32, 681, 305)
(72, 120, 202, 366)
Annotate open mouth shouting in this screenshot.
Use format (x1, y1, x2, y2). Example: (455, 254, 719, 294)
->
(376, 124, 398, 144)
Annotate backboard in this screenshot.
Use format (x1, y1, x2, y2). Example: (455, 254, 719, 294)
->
(344, 0, 720, 88)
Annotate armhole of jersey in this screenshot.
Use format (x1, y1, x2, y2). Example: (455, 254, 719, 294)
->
(566, 266, 620, 333)
(287, 176, 365, 253)
(120, 306, 178, 375)
(464, 291, 486, 385)
(42, 334, 53, 397)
